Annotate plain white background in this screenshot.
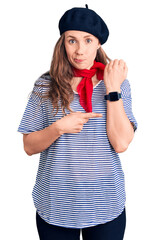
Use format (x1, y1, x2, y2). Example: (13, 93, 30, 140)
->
(1, 0, 155, 239)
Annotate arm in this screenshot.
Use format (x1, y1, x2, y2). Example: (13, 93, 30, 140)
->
(23, 112, 103, 156)
(23, 122, 62, 156)
(104, 59, 135, 153)
(106, 94, 134, 153)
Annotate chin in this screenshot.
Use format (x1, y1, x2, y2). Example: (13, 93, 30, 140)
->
(71, 61, 94, 70)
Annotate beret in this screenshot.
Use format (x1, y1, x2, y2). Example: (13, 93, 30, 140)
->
(58, 5, 109, 45)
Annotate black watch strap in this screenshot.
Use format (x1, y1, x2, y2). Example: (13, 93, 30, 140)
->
(104, 92, 122, 101)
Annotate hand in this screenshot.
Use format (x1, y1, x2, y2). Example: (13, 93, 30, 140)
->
(56, 111, 103, 135)
(104, 59, 128, 93)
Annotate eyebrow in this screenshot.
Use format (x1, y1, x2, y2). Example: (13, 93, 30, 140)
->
(66, 35, 92, 39)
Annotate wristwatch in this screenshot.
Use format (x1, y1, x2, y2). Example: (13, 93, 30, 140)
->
(104, 92, 122, 101)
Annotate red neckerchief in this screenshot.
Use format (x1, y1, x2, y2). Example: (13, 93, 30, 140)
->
(72, 61, 105, 112)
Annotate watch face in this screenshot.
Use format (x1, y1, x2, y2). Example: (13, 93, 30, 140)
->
(109, 92, 119, 101)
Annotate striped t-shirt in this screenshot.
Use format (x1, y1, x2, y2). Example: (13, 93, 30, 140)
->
(17, 72, 137, 229)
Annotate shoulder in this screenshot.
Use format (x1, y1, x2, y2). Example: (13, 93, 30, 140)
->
(35, 71, 51, 88)
(33, 71, 53, 94)
(38, 71, 52, 81)
(30, 71, 52, 102)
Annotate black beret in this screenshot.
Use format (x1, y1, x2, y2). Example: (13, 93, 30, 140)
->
(58, 6, 109, 45)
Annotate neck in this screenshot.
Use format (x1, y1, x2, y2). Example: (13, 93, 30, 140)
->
(71, 74, 99, 91)
(71, 73, 98, 84)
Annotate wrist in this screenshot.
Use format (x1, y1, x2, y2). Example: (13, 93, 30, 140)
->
(106, 86, 121, 94)
(53, 120, 64, 136)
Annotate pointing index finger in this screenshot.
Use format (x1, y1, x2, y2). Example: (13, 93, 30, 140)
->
(83, 112, 103, 119)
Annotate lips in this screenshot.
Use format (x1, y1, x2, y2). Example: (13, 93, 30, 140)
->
(74, 58, 85, 63)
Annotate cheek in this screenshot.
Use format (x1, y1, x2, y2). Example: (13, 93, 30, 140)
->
(65, 43, 72, 57)
(65, 47, 70, 57)
(87, 47, 98, 59)
(65, 47, 75, 65)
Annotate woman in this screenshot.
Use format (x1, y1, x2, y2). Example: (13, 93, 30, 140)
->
(18, 5, 137, 240)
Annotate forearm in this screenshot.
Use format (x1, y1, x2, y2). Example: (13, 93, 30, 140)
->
(106, 95, 134, 153)
(23, 121, 62, 156)
(103, 59, 134, 152)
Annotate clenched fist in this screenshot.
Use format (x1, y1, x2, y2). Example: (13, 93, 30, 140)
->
(104, 59, 128, 93)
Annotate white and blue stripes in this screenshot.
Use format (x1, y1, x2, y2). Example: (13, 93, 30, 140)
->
(17, 74, 137, 229)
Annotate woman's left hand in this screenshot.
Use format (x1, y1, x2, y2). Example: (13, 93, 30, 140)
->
(103, 59, 128, 93)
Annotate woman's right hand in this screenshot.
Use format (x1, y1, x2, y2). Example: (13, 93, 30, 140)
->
(56, 111, 103, 135)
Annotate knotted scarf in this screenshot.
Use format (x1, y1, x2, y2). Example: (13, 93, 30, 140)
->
(72, 61, 105, 112)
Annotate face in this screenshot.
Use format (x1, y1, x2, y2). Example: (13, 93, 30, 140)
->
(64, 30, 101, 70)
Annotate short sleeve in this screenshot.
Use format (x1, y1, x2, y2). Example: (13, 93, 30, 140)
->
(17, 79, 44, 134)
(121, 79, 138, 132)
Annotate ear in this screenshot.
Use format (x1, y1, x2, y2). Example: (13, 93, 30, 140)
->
(97, 43, 101, 49)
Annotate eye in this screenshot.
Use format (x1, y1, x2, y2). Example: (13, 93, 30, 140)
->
(69, 39, 76, 44)
(86, 38, 92, 43)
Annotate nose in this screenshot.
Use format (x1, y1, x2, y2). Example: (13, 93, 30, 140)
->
(75, 42, 84, 55)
